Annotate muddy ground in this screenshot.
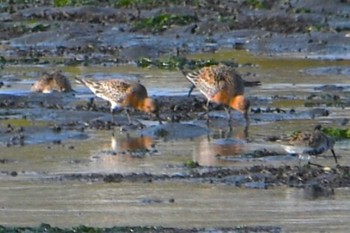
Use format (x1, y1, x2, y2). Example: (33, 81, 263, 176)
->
(0, 224, 282, 233)
(0, 0, 350, 232)
(1, 0, 349, 64)
(1, 87, 349, 196)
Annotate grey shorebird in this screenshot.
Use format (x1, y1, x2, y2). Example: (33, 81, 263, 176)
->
(280, 125, 338, 166)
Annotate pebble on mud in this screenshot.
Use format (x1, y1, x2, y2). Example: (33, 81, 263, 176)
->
(10, 171, 18, 177)
(51, 125, 62, 133)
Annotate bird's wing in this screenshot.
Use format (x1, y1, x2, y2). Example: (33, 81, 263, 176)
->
(185, 66, 226, 99)
(77, 78, 131, 103)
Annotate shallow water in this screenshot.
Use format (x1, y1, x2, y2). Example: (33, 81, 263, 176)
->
(1, 49, 350, 231)
(1, 181, 350, 233)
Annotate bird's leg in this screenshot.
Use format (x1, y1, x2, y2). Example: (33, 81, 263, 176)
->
(224, 107, 233, 131)
(197, 101, 211, 124)
(297, 154, 309, 167)
(297, 155, 302, 167)
(243, 110, 250, 136)
(331, 149, 338, 164)
(243, 124, 249, 138)
(155, 113, 163, 125)
(124, 108, 132, 124)
(226, 127, 233, 139)
(87, 97, 95, 110)
(188, 84, 196, 97)
(206, 131, 211, 142)
(111, 108, 116, 125)
(205, 101, 210, 127)
(304, 154, 323, 168)
(224, 107, 232, 121)
(307, 161, 324, 168)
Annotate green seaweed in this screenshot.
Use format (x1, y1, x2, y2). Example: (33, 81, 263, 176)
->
(133, 14, 198, 32)
(54, 0, 69, 7)
(115, 0, 199, 8)
(322, 127, 350, 140)
(54, 0, 96, 7)
(53, 0, 106, 7)
(136, 56, 221, 70)
(116, 0, 136, 7)
(294, 8, 312, 14)
(3, 21, 50, 37)
(243, 0, 270, 9)
(0, 118, 33, 127)
(304, 93, 345, 108)
(28, 23, 51, 32)
(1, 0, 200, 8)
(184, 159, 200, 168)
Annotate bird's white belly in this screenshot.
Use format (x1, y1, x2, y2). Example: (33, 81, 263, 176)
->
(283, 144, 328, 156)
(282, 145, 310, 155)
(110, 101, 122, 110)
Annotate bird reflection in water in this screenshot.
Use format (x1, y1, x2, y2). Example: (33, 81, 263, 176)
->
(109, 133, 156, 155)
(91, 133, 156, 170)
(193, 129, 247, 166)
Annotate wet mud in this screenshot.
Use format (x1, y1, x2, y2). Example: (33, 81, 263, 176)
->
(1, 91, 349, 191)
(0, 224, 282, 233)
(1, 0, 350, 65)
(37, 163, 349, 192)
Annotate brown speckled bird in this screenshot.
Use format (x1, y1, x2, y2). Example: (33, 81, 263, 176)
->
(184, 64, 250, 129)
(280, 125, 338, 165)
(75, 78, 161, 124)
(31, 71, 74, 93)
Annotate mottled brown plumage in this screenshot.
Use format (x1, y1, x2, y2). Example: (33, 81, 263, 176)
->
(31, 71, 74, 93)
(184, 64, 250, 129)
(76, 78, 161, 124)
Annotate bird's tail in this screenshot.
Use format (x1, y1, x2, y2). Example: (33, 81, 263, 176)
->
(180, 64, 198, 82)
(180, 67, 191, 77)
(75, 77, 107, 98)
(75, 76, 99, 88)
(185, 70, 202, 85)
(75, 76, 85, 84)
(75, 76, 102, 94)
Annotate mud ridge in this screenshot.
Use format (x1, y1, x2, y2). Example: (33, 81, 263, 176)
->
(41, 165, 350, 191)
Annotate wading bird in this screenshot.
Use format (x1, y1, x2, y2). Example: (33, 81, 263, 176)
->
(280, 125, 338, 166)
(31, 71, 74, 93)
(183, 64, 250, 131)
(76, 78, 162, 125)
